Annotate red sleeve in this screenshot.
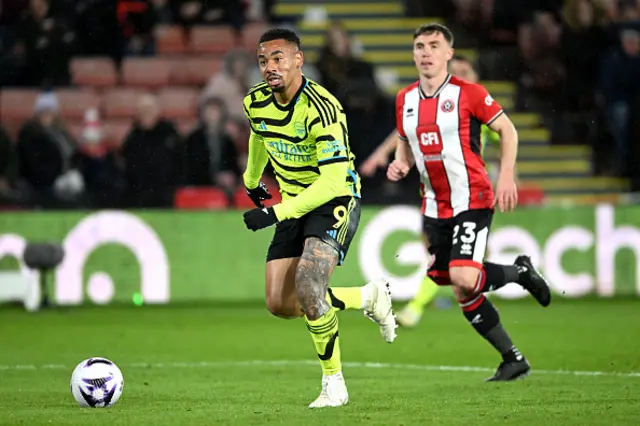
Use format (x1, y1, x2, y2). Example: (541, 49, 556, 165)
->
(395, 90, 407, 140)
(465, 83, 503, 125)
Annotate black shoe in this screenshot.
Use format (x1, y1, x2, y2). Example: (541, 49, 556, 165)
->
(515, 255, 551, 307)
(485, 358, 531, 382)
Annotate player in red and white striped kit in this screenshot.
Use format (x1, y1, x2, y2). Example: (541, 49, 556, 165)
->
(388, 23, 551, 381)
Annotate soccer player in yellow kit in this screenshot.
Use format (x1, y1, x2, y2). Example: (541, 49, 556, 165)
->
(359, 55, 500, 328)
(241, 28, 397, 408)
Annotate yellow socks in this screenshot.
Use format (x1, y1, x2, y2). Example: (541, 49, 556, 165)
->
(326, 287, 363, 311)
(407, 276, 439, 315)
(305, 309, 341, 375)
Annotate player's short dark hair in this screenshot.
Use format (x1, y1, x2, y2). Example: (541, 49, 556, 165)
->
(448, 54, 477, 74)
(259, 28, 301, 50)
(451, 54, 471, 64)
(413, 23, 454, 47)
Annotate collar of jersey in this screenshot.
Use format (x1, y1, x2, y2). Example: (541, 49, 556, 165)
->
(271, 75, 308, 111)
(419, 74, 452, 99)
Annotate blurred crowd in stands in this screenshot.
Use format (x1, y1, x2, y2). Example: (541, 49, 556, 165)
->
(0, 0, 639, 209)
(450, 0, 640, 183)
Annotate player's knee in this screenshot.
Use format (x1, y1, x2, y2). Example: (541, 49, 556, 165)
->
(265, 295, 300, 319)
(427, 270, 451, 286)
(449, 268, 478, 294)
(451, 285, 470, 302)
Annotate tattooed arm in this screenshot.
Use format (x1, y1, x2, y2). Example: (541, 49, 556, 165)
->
(295, 237, 339, 320)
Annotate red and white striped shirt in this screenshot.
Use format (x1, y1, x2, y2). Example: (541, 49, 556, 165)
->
(396, 75, 503, 219)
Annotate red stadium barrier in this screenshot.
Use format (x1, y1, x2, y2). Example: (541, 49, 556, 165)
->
(174, 187, 230, 210)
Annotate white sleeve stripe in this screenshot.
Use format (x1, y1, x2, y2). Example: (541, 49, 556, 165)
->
(486, 110, 504, 126)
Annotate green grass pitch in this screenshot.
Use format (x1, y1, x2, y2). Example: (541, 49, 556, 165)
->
(1, 299, 640, 425)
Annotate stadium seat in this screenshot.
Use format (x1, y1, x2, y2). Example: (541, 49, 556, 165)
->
(54, 89, 100, 120)
(242, 22, 272, 51)
(154, 25, 186, 54)
(102, 88, 147, 119)
(189, 26, 237, 54)
(121, 58, 172, 88)
(167, 56, 192, 85)
(103, 120, 132, 149)
(174, 187, 230, 210)
(70, 57, 118, 87)
(66, 120, 84, 142)
(2, 121, 22, 141)
(157, 87, 199, 119)
(169, 56, 223, 86)
(518, 185, 545, 205)
(0, 88, 40, 122)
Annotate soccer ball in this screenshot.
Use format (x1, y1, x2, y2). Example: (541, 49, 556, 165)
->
(70, 357, 124, 408)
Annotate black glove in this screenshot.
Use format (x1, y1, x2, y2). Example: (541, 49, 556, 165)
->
(246, 181, 272, 208)
(243, 207, 278, 231)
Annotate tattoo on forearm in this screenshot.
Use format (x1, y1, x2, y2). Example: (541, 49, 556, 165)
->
(295, 237, 339, 320)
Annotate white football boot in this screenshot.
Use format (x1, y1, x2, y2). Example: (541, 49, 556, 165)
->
(363, 279, 397, 343)
(308, 372, 349, 408)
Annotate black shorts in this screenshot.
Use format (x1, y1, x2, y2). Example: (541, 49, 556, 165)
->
(422, 208, 493, 284)
(266, 196, 361, 265)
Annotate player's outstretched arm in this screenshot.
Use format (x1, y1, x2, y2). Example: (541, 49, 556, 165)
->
(242, 130, 269, 191)
(241, 94, 270, 208)
(488, 113, 519, 212)
(388, 89, 415, 182)
(242, 129, 273, 209)
(489, 114, 518, 173)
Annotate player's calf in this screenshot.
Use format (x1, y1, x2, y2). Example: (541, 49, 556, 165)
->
(265, 294, 303, 319)
(265, 258, 305, 319)
(449, 266, 482, 296)
(455, 287, 527, 375)
(297, 238, 349, 406)
(450, 276, 527, 381)
(453, 260, 551, 307)
(295, 238, 337, 320)
(453, 259, 552, 308)
(296, 238, 345, 383)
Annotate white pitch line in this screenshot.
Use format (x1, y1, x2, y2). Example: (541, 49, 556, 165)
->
(0, 360, 638, 378)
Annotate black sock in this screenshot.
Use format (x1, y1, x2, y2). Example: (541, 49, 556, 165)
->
(478, 262, 520, 292)
(461, 295, 520, 362)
